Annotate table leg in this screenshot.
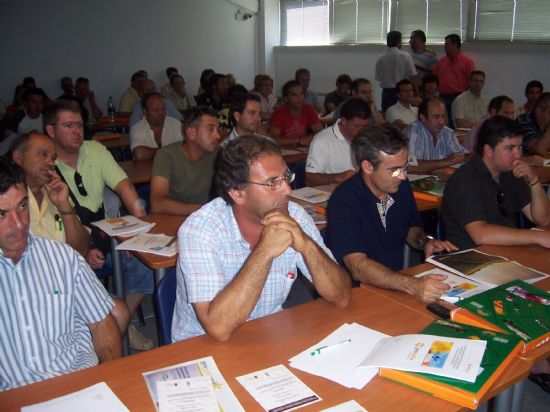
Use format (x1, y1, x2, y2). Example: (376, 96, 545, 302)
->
(510, 379, 526, 412)
(155, 268, 167, 285)
(492, 384, 514, 412)
(403, 244, 411, 269)
(110, 237, 130, 356)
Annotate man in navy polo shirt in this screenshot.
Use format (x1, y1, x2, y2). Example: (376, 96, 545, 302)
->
(326, 124, 457, 303)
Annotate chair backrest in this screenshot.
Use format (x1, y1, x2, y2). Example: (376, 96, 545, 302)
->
(154, 267, 177, 346)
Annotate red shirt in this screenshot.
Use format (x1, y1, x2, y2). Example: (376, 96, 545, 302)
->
(433, 53, 475, 95)
(270, 104, 320, 138)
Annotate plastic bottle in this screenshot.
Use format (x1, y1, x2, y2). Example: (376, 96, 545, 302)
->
(107, 96, 116, 121)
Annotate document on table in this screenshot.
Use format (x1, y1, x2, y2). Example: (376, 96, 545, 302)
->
(359, 334, 486, 382)
(320, 400, 368, 412)
(143, 356, 244, 412)
(116, 233, 177, 256)
(92, 215, 155, 237)
(156, 376, 218, 412)
(290, 187, 331, 203)
(289, 323, 388, 389)
(21, 382, 129, 411)
(236, 364, 321, 412)
(415, 268, 489, 303)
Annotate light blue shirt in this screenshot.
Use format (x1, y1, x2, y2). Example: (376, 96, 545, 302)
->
(406, 120, 466, 160)
(0, 235, 113, 390)
(171, 198, 334, 341)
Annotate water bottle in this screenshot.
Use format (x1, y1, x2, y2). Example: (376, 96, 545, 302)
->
(107, 96, 116, 121)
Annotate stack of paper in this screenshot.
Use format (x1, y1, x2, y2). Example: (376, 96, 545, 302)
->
(290, 187, 331, 203)
(92, 215, 155, 237)
(289, 323, 387, 389)
(116, 233, 177, 256)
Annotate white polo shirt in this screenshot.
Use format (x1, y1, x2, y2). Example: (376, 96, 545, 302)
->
(306, 120, 356, 174)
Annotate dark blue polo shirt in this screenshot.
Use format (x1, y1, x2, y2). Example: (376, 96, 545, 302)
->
(326, 173, 423, 271)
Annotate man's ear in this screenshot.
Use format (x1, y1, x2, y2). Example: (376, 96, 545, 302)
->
(228, 187, 246, 205)
(45, 124, 55, 138)
(185, 126, 196, 142)
(233, 111, 241, 124)
(11, 149, 23, 166)
(360, 159, 374, 175)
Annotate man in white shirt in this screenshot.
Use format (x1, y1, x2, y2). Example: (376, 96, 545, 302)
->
(385, 79, 419, 130)
(129, 92, 183, 160)
(305, 98, 370, 186)
(451, 70, 487, 129)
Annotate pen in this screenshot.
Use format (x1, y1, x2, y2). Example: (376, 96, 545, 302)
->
(164, 236, 177, 248)
(55, 214, 63, 231)
(310, 339, 352, 356)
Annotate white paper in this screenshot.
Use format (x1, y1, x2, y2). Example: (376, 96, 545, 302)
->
(116, 233, 177, 256)
(414, 268, 489, 303)
(290, 187, 331, 203)
(360, 334, 486, 382)
(92, 215, 155, 237)
(407, 174, 437, 182)
(143, 356, 244, 412)
(236, 364, 321, 412)
(543, 158, 550, 167)
(156, 377, 218, 412)
(320, 400, 368, 412)
(22, 382, 129, 412)
(289, 323, 386, 389)
(303, 205, 327, 225)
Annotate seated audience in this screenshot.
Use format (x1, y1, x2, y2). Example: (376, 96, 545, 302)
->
(409, 29, 437, 77)
(295, 68, 323, 114)
(195, 73, 229, 112)
(270, 80, 323, 146)
(463, 95, 516, 152)
(128, 79, 182, 128)
(517, 92, 550, 156)
(406, 98, 466, 173)
(224, 93, 270, 146)
(197, 68, 215, 96)
(305, 98, 370, 186)
(0, 157, 121, 390)
(165, 74, 196, 113)
(451, 70, 487, 128)
(160, 66, 179, 97)
(333, 78, 384, 125)
(6, 88, 45, 135)
(326, 125, 456, 302)
(442, 115, 550, 249)
(252, 74, 279, 122)
(150, 107, 220, 216)
(75, 77, 102, 124)
(385, 79, 419, 130)
(45, 100, 154, 351)
(129, 92, 183, 160)
(171, 136, 350, 341)
(119, 71, 147, 114)
(518, 80, 543, 116)
(324, 74, 352, 113)
(420, 73, 439, 101)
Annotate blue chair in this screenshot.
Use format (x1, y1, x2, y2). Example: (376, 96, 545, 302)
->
(154, 268, 177, 346)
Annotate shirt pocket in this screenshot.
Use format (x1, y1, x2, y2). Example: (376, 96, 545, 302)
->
(30, 293, 74, 344)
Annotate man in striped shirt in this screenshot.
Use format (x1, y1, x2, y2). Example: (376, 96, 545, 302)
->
(0, 158, 121, 390)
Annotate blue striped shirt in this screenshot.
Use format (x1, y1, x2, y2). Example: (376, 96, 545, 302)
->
(406, 120, 467, 160)
(171, 198, 334, 342)
(0, 235, 113, 390)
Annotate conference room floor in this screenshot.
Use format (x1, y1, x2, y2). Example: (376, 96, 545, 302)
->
(130, 275, 549, 411)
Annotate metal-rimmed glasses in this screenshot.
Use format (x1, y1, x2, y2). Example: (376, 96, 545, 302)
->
(248, 170, 295, 191)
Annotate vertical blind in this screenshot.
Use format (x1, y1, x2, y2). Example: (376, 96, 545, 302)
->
(279, 0, 550, 45)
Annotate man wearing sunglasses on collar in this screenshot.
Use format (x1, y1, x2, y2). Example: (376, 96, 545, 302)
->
(442, 116, 550, 250)
(171, 135, 350, 342)
(45, 99, 155, 351)
(327, 125, 458, 303)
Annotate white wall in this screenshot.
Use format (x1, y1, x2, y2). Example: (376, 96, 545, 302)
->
(274, 43, 550, 108)
(0, 0, 257, 111)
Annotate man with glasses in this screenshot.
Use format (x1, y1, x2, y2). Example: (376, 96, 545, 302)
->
(326, 125, 456, 303)
(442, 116, 550, 250)
(150, 107, 220, 216)
(171, 135, 350, 342)
(44, 100, 155, 351)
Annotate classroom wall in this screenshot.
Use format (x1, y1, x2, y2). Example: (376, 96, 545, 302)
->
(273, 42, 550, 108)
(0, 0, 257, 111)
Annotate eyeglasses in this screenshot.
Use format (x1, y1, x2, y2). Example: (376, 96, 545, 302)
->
(56, 122, 84, 130)
(248, 170, 295, 191)
(496, 189, 508, 216)
(390, 162, 410, 178)
(74, 171, 87, 196)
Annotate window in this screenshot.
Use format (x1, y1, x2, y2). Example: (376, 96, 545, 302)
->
(279, 0, 550, 45)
